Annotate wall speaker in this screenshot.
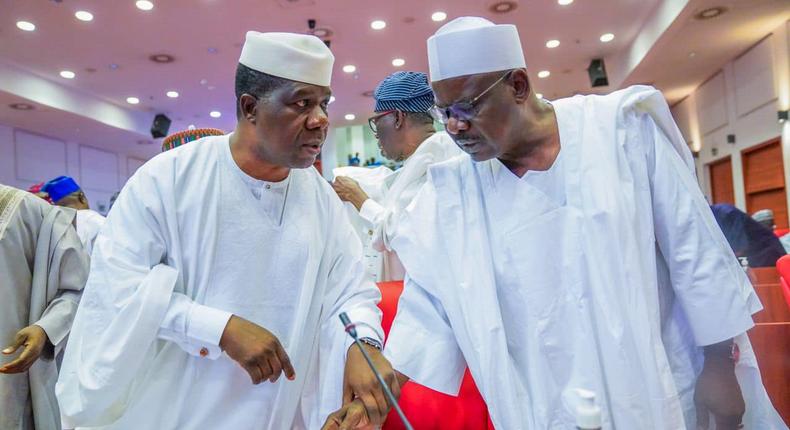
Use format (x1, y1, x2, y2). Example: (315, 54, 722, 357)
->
(587, 58, 609, 87)
(151, 113, 172, 139)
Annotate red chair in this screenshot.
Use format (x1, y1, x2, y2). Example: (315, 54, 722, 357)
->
(774, 255, 790, 310)
(376, 281, 494, 430)
(774, 228, 790, 238)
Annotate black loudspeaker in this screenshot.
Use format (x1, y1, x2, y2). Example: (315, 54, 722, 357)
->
(150, 113, 172, 139)
(587, 58, 609, 87)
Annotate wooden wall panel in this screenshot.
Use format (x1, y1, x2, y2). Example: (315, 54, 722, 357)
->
(709, 157, 735, 205)
(743, 139, 787, 228)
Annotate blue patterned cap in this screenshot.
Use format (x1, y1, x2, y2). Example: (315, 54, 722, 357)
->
(373, 71, 434, 113)
(43, 176, 81, 203)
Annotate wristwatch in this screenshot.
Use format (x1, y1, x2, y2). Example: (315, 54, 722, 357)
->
(359, 337, 383, 351)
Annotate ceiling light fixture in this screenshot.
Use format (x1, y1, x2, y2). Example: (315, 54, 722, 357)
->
(431, 11, 447, 22)
(342, 65, 356, 73)
(694, 6, 727, 20)
(546, 39, 560, 48)
(75, 11, 94, 21)
(392, 58, 405, 67)
(345, 114, 356, 121)
(489, 1, 518, 14)
(558, 0, 574, 5)
(16, 21, 36, 31)
(599, 33, 615, 43)
(59, 70, 76, 79)
(166, 91, 179, 98)
(149, 54, 175, 63)
(537, 70, 551, 78)
(126, 97, 140, 104)
(209, 111, 221, 118)
(9, 103, 34, 111)
(370, 20, 386, 30)
(136, 1, 154, 11)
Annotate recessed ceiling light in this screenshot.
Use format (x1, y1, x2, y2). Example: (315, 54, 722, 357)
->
(392, 58, 405, 67)
(546, 39, 560, 48)
(126, 97, 140, 105)
(600, 33, 615, 43)
(329, 96, 336, 104)
(136, 1, 154, 11)
(75, 11, 94, 21)
(109, 63, 120, 70)
(689, 52, 697, 58)
(345, 114, 356, 121)
(16, 21, 36, 31)
(370, 20, 386, 30)
(9, 103, 34, 111)
(537, 70, 551, 79)
(166, 91, 179, 98)
(342, 65, 356, 73)
(489, 1, 518, 14)
(558, 0, 574, 5)
(536, 93, 543, 99)
(60, 70, 76, 79)
(695, 6, 727, 20)
(149, 54, 175, 63)
(209, 111, 221, 118)
(431, 11, 447, 22)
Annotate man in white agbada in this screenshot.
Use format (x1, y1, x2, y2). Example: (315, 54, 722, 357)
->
(324, 17, 786, 430)
(56, 31, 398, 429)
(332, 71, 461, 282)
(0, 184, 88, 430)
(43, 176, 105, 256)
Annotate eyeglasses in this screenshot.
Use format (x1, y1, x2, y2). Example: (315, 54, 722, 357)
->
(368, 110, 397, 135)
(429, 70, 513, 125)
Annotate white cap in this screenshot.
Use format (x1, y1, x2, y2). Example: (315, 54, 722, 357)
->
(239, 31, 334, 87)
(427, 17, 526, 82)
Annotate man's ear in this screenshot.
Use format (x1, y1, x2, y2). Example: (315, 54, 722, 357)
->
(239, 94, 259, 124)
(510, 69, 531, 104)
(394, 111, 405, 129)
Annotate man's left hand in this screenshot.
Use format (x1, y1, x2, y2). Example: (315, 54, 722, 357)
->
(0, 325, 50, 374)
(332, 177, 369, 211)
(343, 343, 400, 425)
(694, 341, 745, 430)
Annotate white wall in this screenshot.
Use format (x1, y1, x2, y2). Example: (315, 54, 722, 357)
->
(672, 21, 790, 211)
(0, 122, 150, 214)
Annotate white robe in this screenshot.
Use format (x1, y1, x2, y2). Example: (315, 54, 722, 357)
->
(56, 135, 383, 429)
(358, 132, 462, 282)
(333, 165, 394, 281)
(75, 209, 105, 256)
(384, 86, 786, 429)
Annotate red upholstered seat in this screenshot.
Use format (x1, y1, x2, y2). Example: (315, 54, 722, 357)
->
(775, 256, 790, 310)
(376, 281, 494, 430)
(774, 228, 790, 238)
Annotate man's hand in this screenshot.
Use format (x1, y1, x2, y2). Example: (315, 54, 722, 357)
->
(694, 340, 745, 430)
(219, 315, 296, 384)
(0, 325, 50, 374)
(343, 343, 400, 425)
(322, 399, 373, 430)
(332, 176, 369, 211)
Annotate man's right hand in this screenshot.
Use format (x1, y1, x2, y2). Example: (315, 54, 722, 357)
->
(322, 399, 372, 430)
(219, 315, 296, 384)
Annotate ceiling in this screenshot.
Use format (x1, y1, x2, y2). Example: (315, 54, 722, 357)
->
(0, 0, 788, 158)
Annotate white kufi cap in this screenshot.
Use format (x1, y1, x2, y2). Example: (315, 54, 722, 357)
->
(239, 31, 334, 87)
(427, 17, 526, 82)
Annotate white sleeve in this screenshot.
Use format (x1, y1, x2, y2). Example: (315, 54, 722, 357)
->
(322, 198, 384, 347)
(359, 198, 385, 225)
(384, 275, 466, 395)
(646, 115, 761, 346)
(158, 294, 232, 359)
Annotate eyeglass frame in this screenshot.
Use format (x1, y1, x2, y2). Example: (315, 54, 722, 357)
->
(429, 70, 513, 125)
(367, 110, 399, 135)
